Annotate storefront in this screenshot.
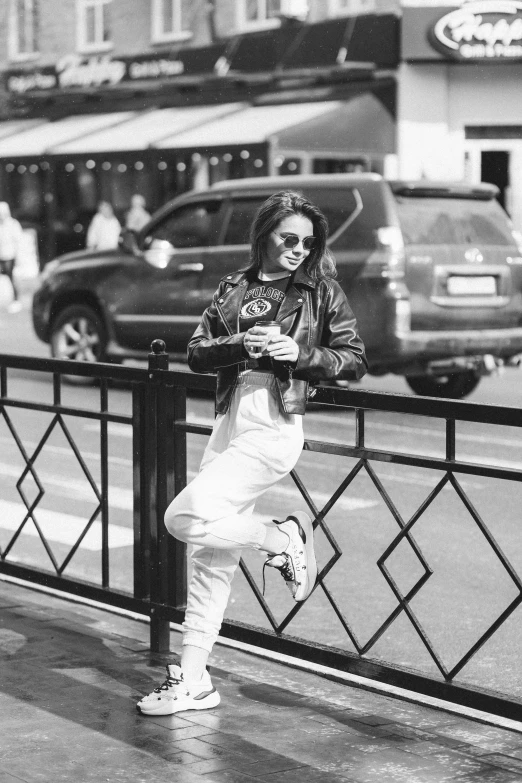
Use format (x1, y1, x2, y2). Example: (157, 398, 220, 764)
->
(0, 13, 399, 262)
(399, 2, 522, 231)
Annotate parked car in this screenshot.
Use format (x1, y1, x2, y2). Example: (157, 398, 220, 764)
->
(32, 173, 522, 398)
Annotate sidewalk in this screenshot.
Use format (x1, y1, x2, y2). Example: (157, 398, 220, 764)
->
(2, 581, 522, 783)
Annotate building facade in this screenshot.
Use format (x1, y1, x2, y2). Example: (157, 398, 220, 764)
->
(398, 1, 522, 231)
(0, 0, 401, 261)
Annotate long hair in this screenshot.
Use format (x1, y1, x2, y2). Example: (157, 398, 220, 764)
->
(248, 190, 337, 280)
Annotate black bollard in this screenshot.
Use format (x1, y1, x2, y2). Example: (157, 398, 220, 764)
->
(148, 339, 169, 373)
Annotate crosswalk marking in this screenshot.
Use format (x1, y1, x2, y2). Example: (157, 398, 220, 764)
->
(0, 500, 133, 550)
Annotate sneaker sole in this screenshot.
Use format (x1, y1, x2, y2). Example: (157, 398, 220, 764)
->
(290, 511, 317, 602)
(137, 689, 221, 716)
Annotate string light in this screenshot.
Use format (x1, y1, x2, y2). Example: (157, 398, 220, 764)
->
(223, 153, 232, 162)
(274, 156, 284, 168)
(287, 161, 298, 171)
(240, 150, 250, 159)
(209, 156, 219, 166)
(117, 163, 127, 172)
(65, 163, 75, 172)
(176, 162, 186, 171)
(40, 162, 50, 170)
(86, 160, 96, 169)
(5, 164, 14, 172)
(29, 164, 39, 173)
(18, 165, 26, 174)
(102, 162, 111, 170)
(158, 161, 167, 170)
(254, 159, 264, 168)
(134, 161, 144, 170)
(191, 153, 201, 162)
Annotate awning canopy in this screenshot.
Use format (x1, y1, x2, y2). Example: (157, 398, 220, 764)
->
(50, 104, 244, 155)
(0, 112, 135, 157)
(156, 101, 342, 149)
(156, 95, 394, 155)
(0, 118, 48, 141)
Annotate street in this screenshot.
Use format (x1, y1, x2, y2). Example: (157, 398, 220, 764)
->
(2, 296, 522, 702)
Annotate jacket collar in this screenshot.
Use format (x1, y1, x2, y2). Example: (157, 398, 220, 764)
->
(220, 264, 317, 289)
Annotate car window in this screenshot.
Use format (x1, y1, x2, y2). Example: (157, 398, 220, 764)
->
(307, 186, 382, 251)
(147, 201, 221, 248)
(395, 197, 515, 246)
(224, 198, 266, 245)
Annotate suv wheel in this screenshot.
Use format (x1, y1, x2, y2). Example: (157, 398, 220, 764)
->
(50, 304, 107, 384)
(405, 371, 481, 399)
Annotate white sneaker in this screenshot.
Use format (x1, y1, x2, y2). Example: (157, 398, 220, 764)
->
(264, 511, 317, 602)
(136, 664, 220, 716)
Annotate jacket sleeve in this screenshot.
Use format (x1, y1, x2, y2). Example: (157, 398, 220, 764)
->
(294, 280, 368, 382)
(187, 287, 247, 373)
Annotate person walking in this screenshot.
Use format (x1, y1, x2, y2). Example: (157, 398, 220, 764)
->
(0, 202, 24, 313)
(86, 201, 121, 251)
(125, 194, 151, 233)
(137, 190, 368, 716)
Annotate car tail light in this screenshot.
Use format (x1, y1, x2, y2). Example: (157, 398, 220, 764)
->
(372, 226, 406, 279)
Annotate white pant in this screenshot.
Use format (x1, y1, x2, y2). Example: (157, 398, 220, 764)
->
(164, 371, 304, 653)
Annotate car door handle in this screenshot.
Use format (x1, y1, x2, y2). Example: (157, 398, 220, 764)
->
(177, 262, 204, 273)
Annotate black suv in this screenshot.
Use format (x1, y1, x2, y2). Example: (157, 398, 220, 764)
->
(32, 173, 522, 397)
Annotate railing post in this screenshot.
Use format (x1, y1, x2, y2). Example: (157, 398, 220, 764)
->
(148, 339, 172, 653)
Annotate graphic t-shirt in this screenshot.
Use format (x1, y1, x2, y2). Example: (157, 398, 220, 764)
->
(239, 274, 291, 370)
(239, 275, 291, 332)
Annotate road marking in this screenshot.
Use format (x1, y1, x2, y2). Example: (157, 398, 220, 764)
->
(83, 422, 132, 438)
(0, 500, 133, 550)
(0, 461, 133, 510)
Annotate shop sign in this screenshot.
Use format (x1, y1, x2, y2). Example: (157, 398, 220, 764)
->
(430, 1, 522, 61)
(5, 53, 186, 93)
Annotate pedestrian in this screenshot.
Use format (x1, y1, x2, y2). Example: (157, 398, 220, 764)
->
(125, 194, 151, 233)
(0, 201, 24, 313)
(86, 201, 121, 251)
(137, 190, 368, 716)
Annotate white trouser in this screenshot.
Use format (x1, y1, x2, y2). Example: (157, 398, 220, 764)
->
(164, 371, 304, 653)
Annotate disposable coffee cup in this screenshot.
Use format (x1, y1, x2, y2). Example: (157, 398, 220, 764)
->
(254, 320, 281, 356)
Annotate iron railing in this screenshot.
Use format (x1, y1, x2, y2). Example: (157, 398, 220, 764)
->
(1, 342, 522, 721)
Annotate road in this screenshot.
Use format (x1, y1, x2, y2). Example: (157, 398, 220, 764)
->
(2, 297, 522, 701)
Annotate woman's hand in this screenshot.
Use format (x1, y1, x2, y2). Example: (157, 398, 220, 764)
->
(267, 334, 299, 363)
(243, 326, 270, 358)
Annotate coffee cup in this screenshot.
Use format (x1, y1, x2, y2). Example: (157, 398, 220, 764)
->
(252, 321, 281, 356)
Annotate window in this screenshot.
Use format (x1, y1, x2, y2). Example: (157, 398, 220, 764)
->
(238, 0, 282, 30)
(9, 0, 39, 60)
(146, 201, 221, 249)
(395, 197, 514, 247)
(151, 0, 191, 42)
(224, 198, 266, 245)
(77, 0, 112, 52)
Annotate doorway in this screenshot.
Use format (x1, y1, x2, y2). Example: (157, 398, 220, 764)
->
(481, 150, 510, 212)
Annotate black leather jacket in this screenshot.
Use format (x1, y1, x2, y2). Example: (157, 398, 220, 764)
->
(188, 265, 368, 415)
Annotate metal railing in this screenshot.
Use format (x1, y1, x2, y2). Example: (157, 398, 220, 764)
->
(1, 342, 522, 721)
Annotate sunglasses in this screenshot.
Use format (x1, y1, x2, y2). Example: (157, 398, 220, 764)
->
(273, 232, 316, 251)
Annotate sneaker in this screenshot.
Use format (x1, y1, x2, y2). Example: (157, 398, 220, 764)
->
(136, 664, 220, 716)
(264, 511, 317, 602)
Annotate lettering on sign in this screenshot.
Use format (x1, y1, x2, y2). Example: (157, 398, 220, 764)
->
(56, 54, 126, 88)
(430, 1, 522, 61)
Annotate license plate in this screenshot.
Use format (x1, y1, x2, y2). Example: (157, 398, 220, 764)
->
(447, 276, 496, 296)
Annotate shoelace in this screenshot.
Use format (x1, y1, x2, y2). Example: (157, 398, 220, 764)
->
(262, 552, 298, 595)
(153, 673, 182, 694)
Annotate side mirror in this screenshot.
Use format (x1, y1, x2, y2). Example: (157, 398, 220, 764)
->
(119, 228, 139, 255)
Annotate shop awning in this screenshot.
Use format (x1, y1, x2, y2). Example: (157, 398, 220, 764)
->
(52, 104, 244, 155)
(156, 101, 342, 149)
(0, 112, 135, 158)
(156, 95, 394, 154)
(0, 118, 49, 141)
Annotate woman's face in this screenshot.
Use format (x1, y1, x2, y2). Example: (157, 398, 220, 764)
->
(261, 213, 314, 275)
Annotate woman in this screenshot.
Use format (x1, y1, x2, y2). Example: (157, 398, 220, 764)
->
(137, 190, 367, 716)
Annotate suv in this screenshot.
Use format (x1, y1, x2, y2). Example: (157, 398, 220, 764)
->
(32, 173, 522, 398)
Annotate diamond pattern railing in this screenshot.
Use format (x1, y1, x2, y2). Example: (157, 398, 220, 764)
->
(2, 348, 522, 720)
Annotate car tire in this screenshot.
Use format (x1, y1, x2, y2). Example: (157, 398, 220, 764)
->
(50, 304, 107, 384)
(405, 371, 481, 399)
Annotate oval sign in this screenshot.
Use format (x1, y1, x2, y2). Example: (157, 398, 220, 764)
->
(429, 1, 522, 61)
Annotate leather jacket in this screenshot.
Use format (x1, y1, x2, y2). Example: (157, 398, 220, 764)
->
(188, 265, 368, 415)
